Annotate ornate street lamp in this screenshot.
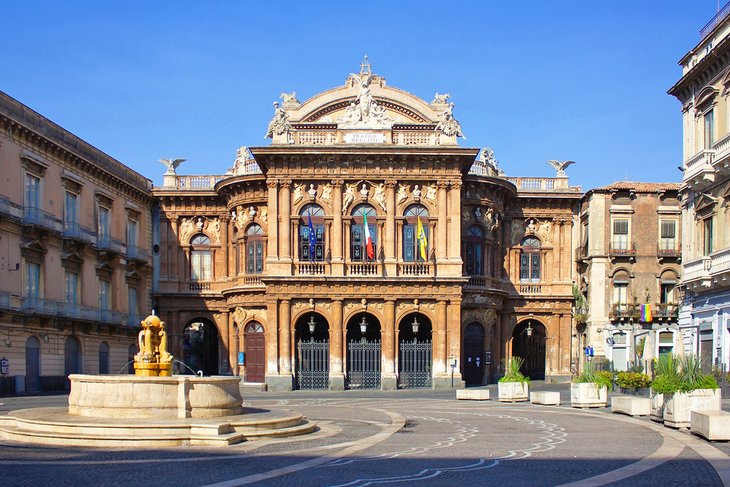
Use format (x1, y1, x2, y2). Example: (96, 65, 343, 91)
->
(525, 322, 533, 338)
(359, 315, 368, 335)
(308, 313, 316, 334)
(411, 315, 420, 334)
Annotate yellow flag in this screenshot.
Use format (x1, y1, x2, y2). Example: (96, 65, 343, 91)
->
(417, 215, 428, 261)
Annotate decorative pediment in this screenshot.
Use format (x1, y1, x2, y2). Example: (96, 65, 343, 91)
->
(20, 238, 47, 257)
(61, 241, 85, 266)
(694, 193, 718, 214)
(696, 85, 719, 109)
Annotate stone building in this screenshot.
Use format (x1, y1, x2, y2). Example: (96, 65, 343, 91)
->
(669, 6, 730, 371)
(0, 91, 153, 394)
(577, 182, 682, 371)
(152, 61, 581, 390)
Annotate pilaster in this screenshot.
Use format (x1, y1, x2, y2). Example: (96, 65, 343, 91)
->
(330, 299, 345, 390)
(382, 299, 397, 390)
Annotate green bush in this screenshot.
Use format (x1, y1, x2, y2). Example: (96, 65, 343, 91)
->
(616, 371, 651, 390)
(574, 362, 612, 388)
(499, 356, 530, 383)
(651, 354, 718, 394)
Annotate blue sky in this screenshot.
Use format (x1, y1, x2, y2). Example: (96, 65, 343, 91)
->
(1, 1, 721, 189)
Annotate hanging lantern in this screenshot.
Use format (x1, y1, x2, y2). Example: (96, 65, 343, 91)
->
(359, 315, 368, 334)
(308, 314, 316, 334)
(411, 315, 420, 334)
(526, 322, 533, 338)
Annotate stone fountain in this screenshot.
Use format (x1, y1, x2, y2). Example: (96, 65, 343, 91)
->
(0, 313, 314, 446)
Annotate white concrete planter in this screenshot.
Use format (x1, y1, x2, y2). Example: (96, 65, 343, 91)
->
(498, 381, 529, 402)
(649, 389, 665, 422)
(663, 388, 721, 429)
(570, 382, 608, 408)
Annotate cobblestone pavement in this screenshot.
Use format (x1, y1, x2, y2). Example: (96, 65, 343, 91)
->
(0, 388, 728, 487)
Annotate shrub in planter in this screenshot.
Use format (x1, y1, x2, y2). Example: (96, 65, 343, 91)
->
(571, 362, 609, 408)
(616, 371, 651, 394)
(498, 356, 529, 402)
(649, 354, 678, 421)
(660, 355, 720, 428)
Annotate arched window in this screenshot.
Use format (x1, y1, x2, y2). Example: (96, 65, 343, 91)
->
(299, 204, 325, 261)
(99, 341, 110, 374)
(403, 205, 429, 262)
(465, 225, 484, 275)
(519, 236, 541, 282)
(246, 224, 265, 274)
(190, 234, 212, 281)
(351, 204, 377, 261)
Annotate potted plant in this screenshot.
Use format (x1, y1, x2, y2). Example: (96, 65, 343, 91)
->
(616, 371, 651, 395)
(498, 356, 529, 402)
(571, 361, 611, 408)
(662, 355, 720, 428)
(649, 354, 676, 422)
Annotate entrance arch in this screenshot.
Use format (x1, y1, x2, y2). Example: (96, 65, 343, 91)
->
(512, 319, 546, 380)
(25, 336, 41, 393)
(346, 312, 381, 389)
(183, 319, 219, 376)
(244, 322, 266, 383)
(295, 312, 330, 389)
(397, 313, 432, 388)
(463, 322, 485, 386)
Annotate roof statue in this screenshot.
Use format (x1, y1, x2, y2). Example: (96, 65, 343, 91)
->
(265, 102, 294, 142)
(337, 55, 393, 128)
(435, 102, 465, 139)
(159, 158, 185, 175)
(547, 159, 575, 177)
(280, 91, 300, 108)
(432, 93, 450, 105)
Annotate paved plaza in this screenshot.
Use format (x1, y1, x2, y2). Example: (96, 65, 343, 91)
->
(1, 384, 729, 486)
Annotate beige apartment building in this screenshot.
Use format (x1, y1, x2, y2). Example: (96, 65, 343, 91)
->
(577, 182, 682, 371)
(0, 92, 153, 393)
(669, 6, 730, 371)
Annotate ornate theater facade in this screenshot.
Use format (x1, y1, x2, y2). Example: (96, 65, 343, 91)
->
(153, 61, 581, 390)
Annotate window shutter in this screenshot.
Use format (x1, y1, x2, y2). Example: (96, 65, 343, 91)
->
(613, 219, 629, 235)
(661, 221, 676, 238)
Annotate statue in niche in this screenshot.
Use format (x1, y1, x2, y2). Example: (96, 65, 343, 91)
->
(292, 183, 303, 204)
(260, 207, 268, 224)
(321, 183, 333, 203)
(209, 218, 221, 244)
(265, 102, 293, 140)
(180, 217, 195, 242)
(432, 93, 450, 104)
(248, 206, 257, 219)
(425, 184, 437, 204)
(412, 184, 422, 200)
(396, 184, 408, 205)
(373, 183, 386, 211)
(360, 183, 369, 199)
(435, 102, 465, 138)
(308, 184, 317, 200)
(342, 183, 356, 214)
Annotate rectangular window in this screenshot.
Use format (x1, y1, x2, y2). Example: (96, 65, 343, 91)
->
(98, 205, 110, 246)
(658, 331, 674, 357)
(612, 219, 629, 250)
(25, 174, 41, 209)
(128, 286, 138, 322)
(191, 251, 212, 281)
(127, 218, 138, 247)
(25, 262, 41, 300)
(704, 217, 714, 255)
(65, 271, 78, 304)
(705, 109, 715, 148)
(64, 191, 78, 235)
(99, 279, 110, 310)
(613, 283, 628, 310)
(660, 220, 676, 251)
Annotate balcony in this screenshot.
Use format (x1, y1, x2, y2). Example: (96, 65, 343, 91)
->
(0, 195, 22, 221)
(519, 283, 542, 295)
(654, 303, 679, 320)
(189, 281, 211, 291)
(126, 245, 150, 263)
(657, 244, 682, 261)
(96, 234, 126, 253)
(348, 262, 379, 276)
(22, 206, 62, 233)
(176, 175, 227, 189)
(610, 303, 640, 321)
(683, 255, 713, 288)
(1, 296, 134, 327)
(683, 149, 715, 189)
(609, 303, 678, 322)
(398, 262, 431, 276)
(576, 245, 588, 261)
(609, 242, 636, 261)
(241, 275, 265, 288)
(62, 221, 97, 245)
(465, 276, 488, 289)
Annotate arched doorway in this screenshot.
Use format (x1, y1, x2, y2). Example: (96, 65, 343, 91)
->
(295, 312, 329, 389)
(25, 336, 41, 393)
(64, 335, 82, 389)
(346, 312, 381, 389)
(512, 320, 546, 380)
(183, 320, 219, 376)
(244, 322, 265, 383)
(463, 322, 485, 386)
(398, 313, 432, 388)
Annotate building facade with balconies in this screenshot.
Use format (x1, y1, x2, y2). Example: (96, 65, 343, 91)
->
(0, 91, 154, 394)
(576, 182, 682, 371)
(669, 4, 730, 372)
(152, 62, 580, 390)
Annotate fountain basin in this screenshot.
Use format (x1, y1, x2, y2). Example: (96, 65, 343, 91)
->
(68, 374, 244, 419)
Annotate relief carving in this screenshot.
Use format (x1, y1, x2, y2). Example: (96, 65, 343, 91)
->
(396, 184, 408, 205)
(321, 183, 333, 203)
(373, 183, 386, 211)
(425, 183, 437, 205)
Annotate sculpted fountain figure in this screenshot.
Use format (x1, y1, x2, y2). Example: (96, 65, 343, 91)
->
(134, 313, 173, 376)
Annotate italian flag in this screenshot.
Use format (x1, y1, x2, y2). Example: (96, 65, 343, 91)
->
(364, 212, 374, 260)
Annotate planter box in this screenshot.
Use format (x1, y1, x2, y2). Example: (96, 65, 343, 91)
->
(649, 389, 665, 422)
(611, 395, 650, 416)
(570, 382, 608, 408)
(663, 388, 721, 429)
(498, 381, 529, 402)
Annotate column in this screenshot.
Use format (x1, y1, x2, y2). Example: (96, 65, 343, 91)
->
(448, 181, 462, 266)
(384, 180, 396, 263)
(330, 299, 345, 390)
(160, 215, 171, 279)
(446, 299, 463, 387)
(280, 180, 292, 262)
(435, 300, 448, 377)
(267, 179, 279, 262)
(436, 180, 448, 263)
(382, 300, 397, 390)
(220, 311, 230, 374)
(332, 180, 344, 275)
(264, 299, 279, 381)
(279, 299, 292, 375)
(221, 216, 230, 278)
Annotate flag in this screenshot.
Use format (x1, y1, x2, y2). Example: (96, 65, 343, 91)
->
(416, 215, 428, 261)
(640, 304, 652, 323)
(363, 211, 374, 260)
(307, 213, 316, 260)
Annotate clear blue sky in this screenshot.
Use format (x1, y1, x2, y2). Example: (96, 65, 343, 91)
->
(1, 1, 721, 189)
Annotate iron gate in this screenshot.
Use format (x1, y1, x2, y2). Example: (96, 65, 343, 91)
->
(347, 339, 381, 389)
(296, 339, 330, 389)
(399, 340, 432, 388)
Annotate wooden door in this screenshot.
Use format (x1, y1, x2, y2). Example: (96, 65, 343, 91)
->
(244, 323, 265, 383)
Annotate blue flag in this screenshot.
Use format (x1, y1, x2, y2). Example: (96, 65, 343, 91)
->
(308, 214, 316, 260)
